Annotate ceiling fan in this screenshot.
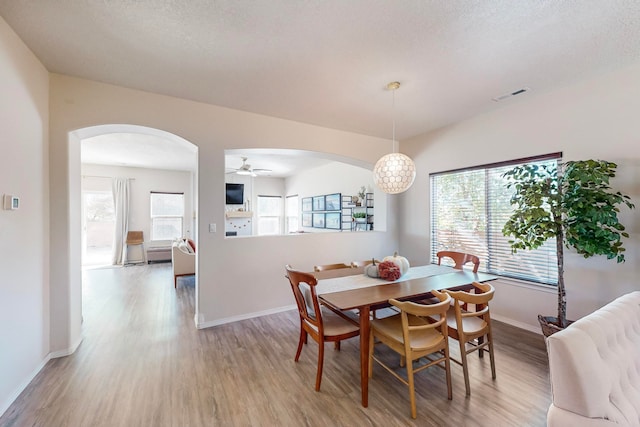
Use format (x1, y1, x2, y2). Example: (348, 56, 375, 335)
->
(226, 156, 272, 177)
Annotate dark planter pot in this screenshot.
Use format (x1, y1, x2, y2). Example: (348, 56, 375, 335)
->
(538, 314, 575, 338)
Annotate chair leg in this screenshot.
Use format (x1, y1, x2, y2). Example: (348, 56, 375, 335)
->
(174, 275, 177, 288)
(444, 345, 453, 400)
(315, 340, 325, 391)
(368, 329, 375, 378)
(334, 341, 340, 351)
(295, 328, 306, 362)
(488, 333, 496, 379)
(407, 358, 417, 419)
(459, 339, 471, 396)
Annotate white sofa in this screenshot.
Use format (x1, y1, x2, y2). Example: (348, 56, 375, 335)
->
(546, 291, 640, 426)
(171, 240, 195, 288)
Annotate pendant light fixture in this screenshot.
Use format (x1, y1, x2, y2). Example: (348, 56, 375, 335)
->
(373, 81, 416, 194)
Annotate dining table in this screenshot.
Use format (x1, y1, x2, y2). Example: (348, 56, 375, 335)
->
(313, 264, 497, 408)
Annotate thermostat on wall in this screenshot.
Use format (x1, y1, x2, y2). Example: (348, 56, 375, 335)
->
(3, 195, 19, 210)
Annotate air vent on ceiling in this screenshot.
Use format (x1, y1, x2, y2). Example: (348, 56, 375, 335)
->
(492, 87, 530, 102)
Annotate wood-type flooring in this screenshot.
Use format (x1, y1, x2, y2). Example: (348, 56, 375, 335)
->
(0, 263, 551, 426)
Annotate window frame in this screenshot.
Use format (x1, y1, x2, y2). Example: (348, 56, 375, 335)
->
(285, 194, 299, 234)
(256, 195, 283, 236)
(429, 152, 562, 286)
(149, 191, 185, 241)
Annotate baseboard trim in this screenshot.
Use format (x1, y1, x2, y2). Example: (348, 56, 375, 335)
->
(492, 313, 542, 335)
(0, 352, 52, 418)
(196, 306, 543, 336)
(1, 335, 85, 418)
(196, 304, 297, 329)
(49, 335, 84, 359)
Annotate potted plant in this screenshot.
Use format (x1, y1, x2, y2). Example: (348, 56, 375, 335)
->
(353, 212, 367, 222)
(358, 186, 367, 201)
(502, 159, 634, 336)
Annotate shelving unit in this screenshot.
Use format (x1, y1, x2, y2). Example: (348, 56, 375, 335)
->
(365, 192, 374, 230)
(352, 192, 374, 231)
(341, 195, 354, 231)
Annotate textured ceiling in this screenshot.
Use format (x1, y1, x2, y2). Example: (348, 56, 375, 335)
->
(3, 1, 640, 169)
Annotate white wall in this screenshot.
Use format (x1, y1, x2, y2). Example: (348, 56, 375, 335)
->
(400, 61, 640, 332)
(49, 74, 400, 342)
(286, 161, 387, 234)
(225, 163, 382, 237)
(225, 173, 260, 236)
(0, 17, 50, 416)
(82, 164, 195, 253)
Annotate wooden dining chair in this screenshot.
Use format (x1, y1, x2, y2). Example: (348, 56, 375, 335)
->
(313, 262, 351, 272)
(369, 291, 452, 419)
(285, 265, 360, 391)
(444, 282, 496, 395)
(350, 259, 380, 268)
(437, 250, 480, 272)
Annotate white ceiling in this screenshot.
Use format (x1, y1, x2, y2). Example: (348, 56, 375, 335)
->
(82, 133, 198, 172)
(4, 1, 640, 171)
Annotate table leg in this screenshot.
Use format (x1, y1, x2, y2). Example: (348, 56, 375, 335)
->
(359, 305, 371, 407)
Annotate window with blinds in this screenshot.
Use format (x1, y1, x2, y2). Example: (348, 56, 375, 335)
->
(150, 192, 184, 240)
(430, 153, 561, 285)
(257, 195, 282, 236)
(285, 195, 299, 233)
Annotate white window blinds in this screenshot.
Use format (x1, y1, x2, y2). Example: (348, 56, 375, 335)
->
(430, 153, 561, 285)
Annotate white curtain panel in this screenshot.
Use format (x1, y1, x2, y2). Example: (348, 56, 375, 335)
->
(111, 177, 130, 265)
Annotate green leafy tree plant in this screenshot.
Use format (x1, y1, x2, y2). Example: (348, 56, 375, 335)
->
(502, 160, 634, 334)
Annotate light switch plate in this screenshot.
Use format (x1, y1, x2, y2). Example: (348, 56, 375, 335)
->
(3, 195, 19, 210)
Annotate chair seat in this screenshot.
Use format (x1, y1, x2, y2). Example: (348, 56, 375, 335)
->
(372, 314, 445, 352)
(305, 307, 359, 336)
(445, 309, 487, 335)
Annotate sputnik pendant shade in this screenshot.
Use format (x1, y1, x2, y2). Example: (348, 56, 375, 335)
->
(373, 82, 416, 194)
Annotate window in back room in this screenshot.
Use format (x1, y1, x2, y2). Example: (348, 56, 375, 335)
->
(150, 192, 184, 240)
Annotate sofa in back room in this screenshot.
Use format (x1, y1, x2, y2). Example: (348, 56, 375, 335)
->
(171, 239, 195, 288)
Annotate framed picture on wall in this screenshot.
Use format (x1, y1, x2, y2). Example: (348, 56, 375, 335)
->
(325, 212, 341, 230)
(312, 196, 325, 211)
(324, 193, 341, 211)
(302, 197, 312, 212)
(302, 213, 312, 227)
(312, 213, 325, 228)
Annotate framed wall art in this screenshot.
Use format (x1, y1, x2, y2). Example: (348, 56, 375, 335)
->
(324, 193, 341, 211)
(312, 196, 325, 211)
(325, 212, 341, 230)
(312, 212, 325, 228)
(302, 197, 312, 212)
(302, 213, 312, 227)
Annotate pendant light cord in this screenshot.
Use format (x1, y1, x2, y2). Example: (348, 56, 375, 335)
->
(386, 81, 400, 153)
(392, 88, 397, 153)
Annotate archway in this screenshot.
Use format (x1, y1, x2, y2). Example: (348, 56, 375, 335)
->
(71, 124, 199, 329)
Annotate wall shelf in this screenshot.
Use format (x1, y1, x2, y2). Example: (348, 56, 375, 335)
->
(352, 193, 374, 231)
(226, 211, 253, 219)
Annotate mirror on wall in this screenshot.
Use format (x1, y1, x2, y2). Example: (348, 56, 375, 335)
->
(224, 149, 383, 237)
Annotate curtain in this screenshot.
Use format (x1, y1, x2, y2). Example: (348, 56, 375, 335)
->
(112, 177, 130, 265)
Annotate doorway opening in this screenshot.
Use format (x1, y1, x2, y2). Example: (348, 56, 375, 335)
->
(72, 124, 199, 325)
(82, 187, 115, 268)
